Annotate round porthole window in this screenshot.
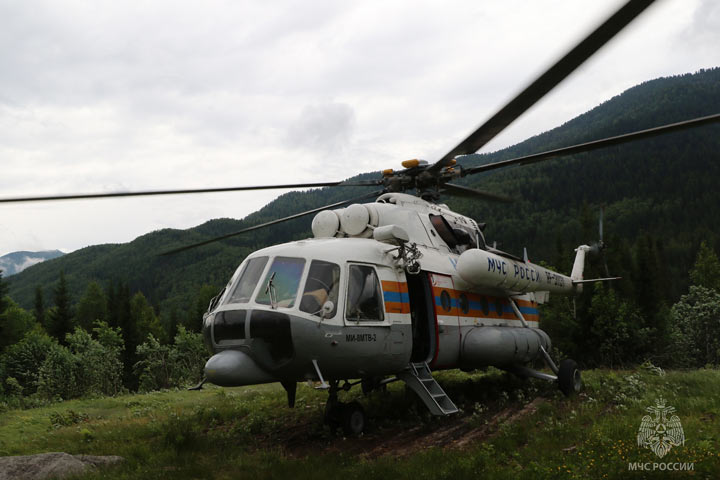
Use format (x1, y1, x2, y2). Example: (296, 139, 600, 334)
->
(480, 297, 490, 316)
(440, 290, 452, 312)
(459, 294, 469, 314)
(496, 299, 504, 317)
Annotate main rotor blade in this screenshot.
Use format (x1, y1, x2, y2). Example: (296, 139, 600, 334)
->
(0, 180, 381, 204)
(462, 113, 720, 176)
(430, 0, 656, 172)
(441, 183, 514, 203)
(159, 189, 386, 256)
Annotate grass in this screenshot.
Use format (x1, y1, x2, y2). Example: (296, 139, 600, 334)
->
(1, 367, 719, 479)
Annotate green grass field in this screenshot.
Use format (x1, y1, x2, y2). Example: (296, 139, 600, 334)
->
(2, 367, 719, 479)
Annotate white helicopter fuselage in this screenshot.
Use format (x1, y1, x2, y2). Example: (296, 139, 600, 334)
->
(202, 193, 586, 389)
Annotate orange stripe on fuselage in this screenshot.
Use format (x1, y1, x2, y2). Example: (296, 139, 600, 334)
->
(430, 285, 539, 322)
(382, 281, 411, 314)
(381, 280, 408, 293)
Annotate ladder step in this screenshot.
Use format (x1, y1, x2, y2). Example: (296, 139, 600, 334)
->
(398, 362, 458, 416)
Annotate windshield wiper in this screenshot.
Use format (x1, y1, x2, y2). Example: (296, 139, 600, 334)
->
(264, 272, 277, 309)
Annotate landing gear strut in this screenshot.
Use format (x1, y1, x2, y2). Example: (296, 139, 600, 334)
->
(324, 381, 366, 436)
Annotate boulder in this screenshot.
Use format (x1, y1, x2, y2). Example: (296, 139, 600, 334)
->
(0, 452, 124, 480)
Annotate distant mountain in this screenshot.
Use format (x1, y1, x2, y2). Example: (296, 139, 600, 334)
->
(7, 68, 720, 318)
(0, 250, 65, 276)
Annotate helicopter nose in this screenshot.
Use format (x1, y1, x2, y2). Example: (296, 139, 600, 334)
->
(204, 349, 276, 387)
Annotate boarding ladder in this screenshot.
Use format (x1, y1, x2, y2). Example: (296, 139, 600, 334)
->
(398, 362, 458, 415)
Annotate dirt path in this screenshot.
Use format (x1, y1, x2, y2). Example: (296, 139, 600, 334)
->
(263, 397, 545, 459)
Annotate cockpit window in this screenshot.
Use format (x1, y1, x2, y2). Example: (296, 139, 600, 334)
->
(225, 256, 268, 304)
(255, 257, 306, 308)
(345, 264, 384, 322)
(300, 260, 340, 317)
(429, 214, 482, 253)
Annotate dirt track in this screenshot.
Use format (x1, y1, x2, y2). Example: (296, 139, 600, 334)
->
(259, 397, 545, 459)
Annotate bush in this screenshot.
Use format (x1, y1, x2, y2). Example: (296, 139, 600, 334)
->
(134, 326, 207, 392)
(169, 326, 206, 386)
(668, 286, 720, 367)
(37, 343, 79, 400)
(0, 329, 57, 395)
(135, 334, 172, 391)
(36, 326, 125, 400)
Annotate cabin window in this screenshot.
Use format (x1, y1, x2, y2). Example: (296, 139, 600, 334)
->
(495, 299, 504, 317)
(459, 293, 470, 314)
(480, 297, 490, 316)
(225, 256, 269, 304)
(440, 290, 452, 312)
(255, 257, 306, 308)
(300, 260, 340, 317)
(345, 264, 384, 322)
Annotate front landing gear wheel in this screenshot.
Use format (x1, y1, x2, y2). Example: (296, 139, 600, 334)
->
(341, 401, 365, 436)
(558, 359, 582, 396)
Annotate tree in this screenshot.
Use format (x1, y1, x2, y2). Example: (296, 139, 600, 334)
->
(587, 284, 649, 367)
(689, 241, 720, 292)
(183, 284, 218, 332)
(0, 299, 36, 352)
(130, 292, 164, 343)
(0, 329, 58, 395)
(36, 326, 125, 400)
(669, 286, 720, 367)
(134, 326, 206, 392)
(46, 271, 75, 343)
(33, 286, 45, 326)
(0, 270, 9, 315)
(76, 281, 107, 331)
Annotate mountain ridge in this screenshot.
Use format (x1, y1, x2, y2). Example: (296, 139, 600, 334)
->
(0, 250, 65, 277)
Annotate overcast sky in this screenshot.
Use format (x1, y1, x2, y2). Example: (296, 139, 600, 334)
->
(1, 0, 718, 257)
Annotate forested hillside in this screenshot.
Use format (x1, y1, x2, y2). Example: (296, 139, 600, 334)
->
(7, 67, 720, 334)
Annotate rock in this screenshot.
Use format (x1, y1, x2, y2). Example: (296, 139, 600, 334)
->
(0, 452, 124, 480)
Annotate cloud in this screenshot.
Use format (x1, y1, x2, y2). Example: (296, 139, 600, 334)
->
(0, 0, 717, 255)
(285, 102, 356, 155)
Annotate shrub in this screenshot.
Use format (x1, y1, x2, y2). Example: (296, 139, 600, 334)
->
(669, 285, 720, 367)
(0, 329, 58, 395)
(134, 326, 207, 392)
(37, 326, 125, 400)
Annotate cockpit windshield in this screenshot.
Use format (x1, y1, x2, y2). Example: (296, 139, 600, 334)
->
(255, 257, 306, 308)
(224, 256, 268, 304)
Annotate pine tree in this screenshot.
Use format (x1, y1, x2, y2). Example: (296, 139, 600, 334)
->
(46, 271, 75, 343)
(689, 241, 720, 291)
(76, 281, 108, 331)
(34, 286, 45, 326)
(130, 292, 163, 342)
(0, 270, 9, 315)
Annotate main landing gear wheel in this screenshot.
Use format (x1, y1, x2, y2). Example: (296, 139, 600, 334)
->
(558, 359, 582, 396)
(324, 397, 366, 436)
(341, 401, 365, 436)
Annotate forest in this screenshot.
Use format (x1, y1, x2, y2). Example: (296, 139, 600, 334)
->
(1, 67, 720, 405)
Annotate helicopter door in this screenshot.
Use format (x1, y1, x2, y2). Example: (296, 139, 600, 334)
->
(428, 273, 461, 368)
(344, 264, 411, 367)
(406, 270, 436, 363)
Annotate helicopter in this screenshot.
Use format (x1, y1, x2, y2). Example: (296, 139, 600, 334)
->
(2, 0, 720, 435)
